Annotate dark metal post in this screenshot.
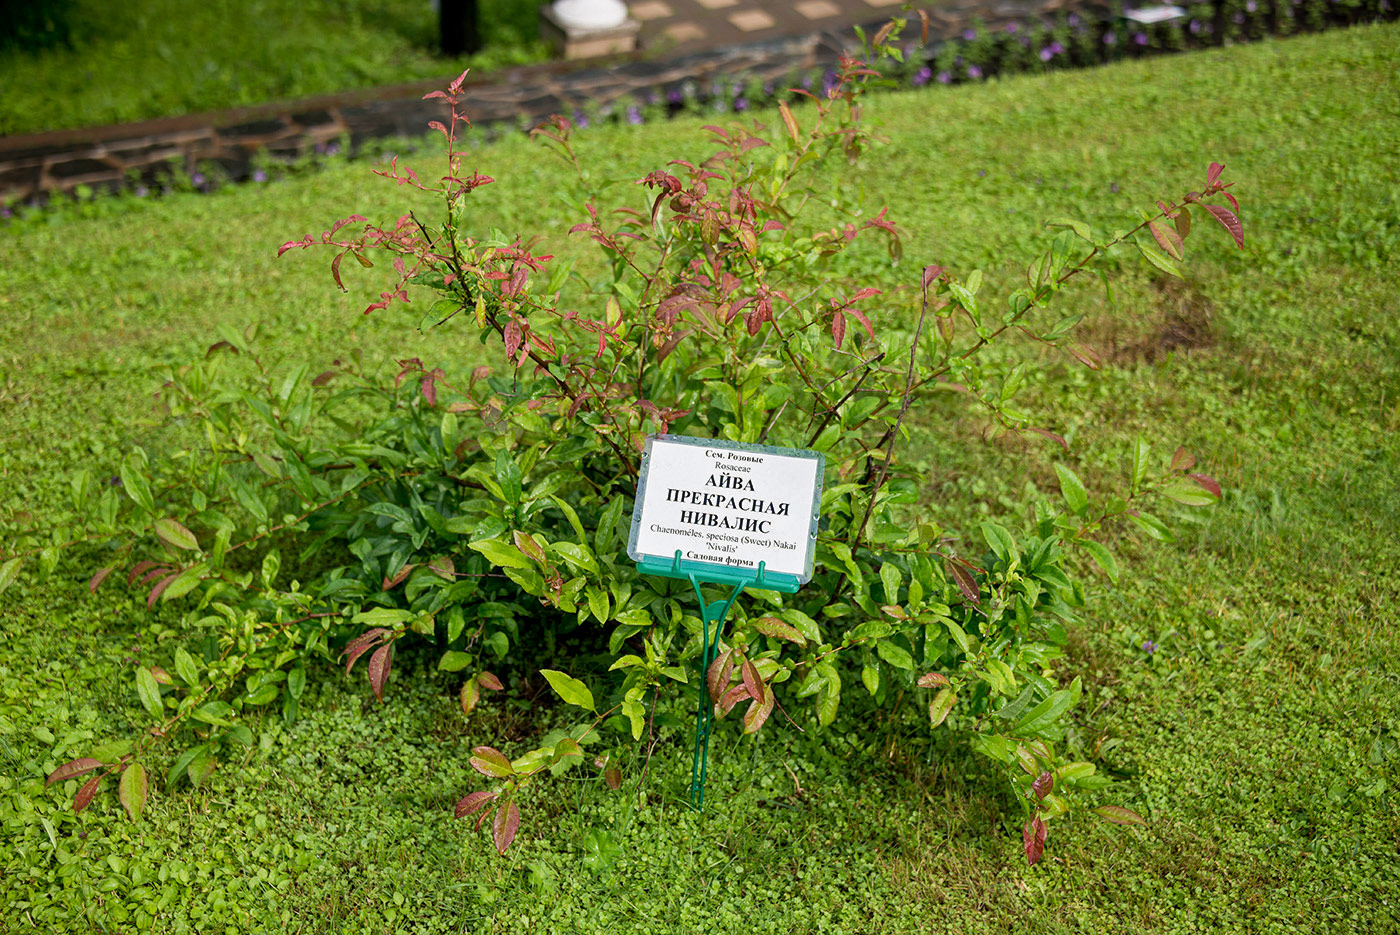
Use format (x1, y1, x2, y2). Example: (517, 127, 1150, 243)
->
(439, 0, 481, 57)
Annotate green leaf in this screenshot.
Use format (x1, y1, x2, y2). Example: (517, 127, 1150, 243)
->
(191, 701, 234, 728)
(1079, 541, 1120, 584)
(540, 669, 595, 712)
(438, 651, 473, 672)
(1013, 687, 1074, 737)
(1161, 480, 1219, 506)
(1045, 217, 1092, 241)
(875, 638, 914, 670)
(469, 538, 534, 570)
(928, 688, 956, 727)
(1136, 239, 1182, 278)
(118, 763, 148, 822)
(551, 541, 599, 575)
(0, 558, 20, 594)
(1130, 437, 1150, 492)
(1093, 805, 1147, 826)
(134, 668, 163, 718)
(980, 521, 1015, 562)
(351, 607, 413, 626)
(1053, 464, 1089, 516)
(495, 452, 522, 505)
(119, 457, 155, 514)
(879, 562, 902, 606)
(622, 699, 645, 740)
(173, 647, 200, 687)
(161, 563, 206, 602)
(1128, 511, 1174, 542)
(586, 586, 609, 625)
(154, 518, 200, 552)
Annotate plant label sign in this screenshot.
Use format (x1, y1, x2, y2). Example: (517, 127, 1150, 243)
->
(629, 435, 824, 585)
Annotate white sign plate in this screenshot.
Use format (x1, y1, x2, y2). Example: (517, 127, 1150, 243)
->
(628, 435, 823, 583)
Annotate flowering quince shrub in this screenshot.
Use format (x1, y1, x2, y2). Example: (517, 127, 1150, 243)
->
(21, 22, 1246, 865)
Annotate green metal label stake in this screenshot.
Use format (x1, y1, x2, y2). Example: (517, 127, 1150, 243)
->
(628, 435, 823, 810)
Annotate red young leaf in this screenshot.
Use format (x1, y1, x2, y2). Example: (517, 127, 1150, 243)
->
(493, 801, 521, 854)
(706, 649, 733, 703)
(717, 683, 750, 716)
(1223, 191, 1239, 212)
(742, 685, 775, 734)
(753, 617, 805, 645)
(513, 531, 545, 562)
(604, 766, 622, 790)
(428, 556, 455, 581)
(946, 560, 980, 605)
(1171, 446, 1197, 472)
(1027, 427, 1070, 452)
(341, 628, 389, 674)
(1187, 473, 1222, 498)
(916, 672, 949, 689)
(478, 671, 505, 692)
(1023, 815, 1047, 866)
(504, 320, 523, 360)
(128, 560, 160, 586)
(454, 790, 497, 819)
(741, 660, 765, 706)
(367, 643, 393, 702)
(73, 775, 102, 813)
(421, 374, 437, 406)
(831, 309, 847, 349)
(312, 370, 338, 387)
(1206, 162, 1224, 187)
(470, 746, 515, 778)
(382, 564, 416, 590)
(1032, 771, 1054, 800)
(47, 758, 105, 786)
(89, 566, 115, 594)
(1204, 204, 1244, 249)
(1149, 220, 1184, 261)
(146, 571, 179, 609)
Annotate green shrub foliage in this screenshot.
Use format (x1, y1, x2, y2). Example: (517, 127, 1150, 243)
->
(22, 22, 1242, 863)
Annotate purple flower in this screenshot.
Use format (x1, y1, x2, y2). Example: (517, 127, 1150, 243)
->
(573, 110, 589, 129)
(801, 74, 813, 89)
(1233, 12, 1245, 23)
(326, 142, 341, 156)
(762, 80, 775, 96)
(667, 88, 683, 104)
(645, 89, 660, 105)
(1134, 31, 1148, 45)
(963, 27, 977, 40)
(134, 186, 148, 197)
(966, 64, 983, 79)
(1040, 47, 1054, 61)
(191, 172, 206, 187)
(1246, 0, 1257, 10)
(627, 105, 643, 124)
(1142, 640, 1158, 654)
(314, 142, 326, 154)
(734, 97, 749, 111)
(937, 70, 952, 84)
(1190, 18, 1201, 32)
(1068, 13, 1079, 26)
(1005, 21, 1019, 33)
(0, 205, 10, 219)
(913, 65, 932, 86)
(1104, 31, 1117, 44)
(252, 169, 268, 183)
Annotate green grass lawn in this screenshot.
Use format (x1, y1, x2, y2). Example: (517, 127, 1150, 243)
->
(0, 0, 544, 136)
(2, 23, 1399, 933)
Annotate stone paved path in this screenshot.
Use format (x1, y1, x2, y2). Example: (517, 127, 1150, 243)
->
(631, 0, 915, 54)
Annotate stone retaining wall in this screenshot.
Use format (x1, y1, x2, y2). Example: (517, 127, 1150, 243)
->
(0, 30, 853, 202)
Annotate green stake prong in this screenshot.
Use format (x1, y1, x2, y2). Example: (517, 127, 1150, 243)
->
(688, 567, 746, 811)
